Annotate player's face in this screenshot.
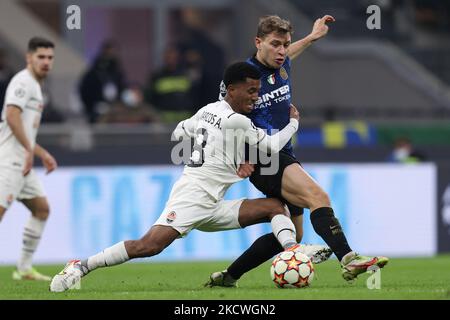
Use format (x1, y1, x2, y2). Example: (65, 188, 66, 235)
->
(231, 78, 261, 114)
(255, 32, 291, 69)
(27, 47, 54, 79)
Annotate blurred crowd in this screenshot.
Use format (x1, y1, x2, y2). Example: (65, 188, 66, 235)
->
(387, 137, 427, 163)
(78, 37, 224, 125)
(76, 6, 227, 126)
(0, 49, 14, 113)
(1, 2, 449, 126)
(1, 26, 225, 126)
(73, 1, 449, 126)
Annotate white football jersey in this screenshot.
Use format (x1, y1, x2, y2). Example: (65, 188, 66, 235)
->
(0, 69, 44, 170)
(173, 100, 298, 201)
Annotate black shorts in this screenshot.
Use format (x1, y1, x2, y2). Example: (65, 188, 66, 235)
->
(250, 151, 304, 216)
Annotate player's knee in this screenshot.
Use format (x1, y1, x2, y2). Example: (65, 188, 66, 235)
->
(309, 187, 330, 208)
(267, 200, 288, 219)
(319, 191, 331, 206)
(33, 205, 50, 220)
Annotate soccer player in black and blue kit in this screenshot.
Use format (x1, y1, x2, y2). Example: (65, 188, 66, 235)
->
(206, 15, 388, 287)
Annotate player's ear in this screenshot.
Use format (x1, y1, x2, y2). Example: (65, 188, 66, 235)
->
(25, 52, 32, 65)
(228, 84, 240, 99)
(255, 37, 262, 50)
(226, 84, 234, 96)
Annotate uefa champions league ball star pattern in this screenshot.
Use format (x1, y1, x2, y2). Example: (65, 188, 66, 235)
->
(270, 251, 314, 288)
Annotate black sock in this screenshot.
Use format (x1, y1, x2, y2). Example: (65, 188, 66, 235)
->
(227, 233, 283, 280)
(310, 207, 352, 261)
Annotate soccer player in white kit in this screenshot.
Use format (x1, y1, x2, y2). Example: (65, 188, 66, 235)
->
(0, 37, 57, 281)
(50, 62, 302, 292)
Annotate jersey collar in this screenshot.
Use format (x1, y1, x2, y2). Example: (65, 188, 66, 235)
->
(249, 54, 286, 71)
(221, 99, 234, 111)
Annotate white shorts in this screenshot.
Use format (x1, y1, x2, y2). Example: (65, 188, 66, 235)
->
(0, 167, 45, 209)
(153, 175, 245, 237)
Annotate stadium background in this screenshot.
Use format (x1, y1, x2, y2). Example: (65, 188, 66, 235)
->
(0, 0, 449, 265)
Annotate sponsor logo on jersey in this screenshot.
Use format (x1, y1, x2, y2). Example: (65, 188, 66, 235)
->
(267, 74, 276, 85)
(166, 211, 177, 223)
(14, 88, 26, 98)
(280, 67, 288, 80)
(12, 162, 22, 168)
(256, 85, 290, 106)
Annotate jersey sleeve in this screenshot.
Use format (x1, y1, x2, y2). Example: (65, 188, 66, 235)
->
(172, 107, 203, 140)
(4, 78, 30, 111)
(236, 116, 299, 154)
(238, 117, 267, 146)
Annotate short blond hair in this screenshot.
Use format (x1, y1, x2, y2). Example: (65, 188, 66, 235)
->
(257, 15, 293, 38)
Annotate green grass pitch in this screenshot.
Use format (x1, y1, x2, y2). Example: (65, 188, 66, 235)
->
(1, 255, 449, 300)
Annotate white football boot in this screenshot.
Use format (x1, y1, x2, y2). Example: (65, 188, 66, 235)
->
(288, 244, 333, 264)
(341, 251, 389, 282)
(12, 268, 51, 281)
(50, 260, 86, 292)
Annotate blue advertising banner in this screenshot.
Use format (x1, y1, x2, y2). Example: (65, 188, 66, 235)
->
(0, 164, 437, 264)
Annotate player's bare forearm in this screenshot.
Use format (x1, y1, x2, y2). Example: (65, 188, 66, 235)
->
(288, 15, 335, 61)
(35, 143, 57, 174)
(34, 144, 49, 159)
(6, 105, 32, 152)
(257, 118, 298, 154)
(288, 35, 315, 60)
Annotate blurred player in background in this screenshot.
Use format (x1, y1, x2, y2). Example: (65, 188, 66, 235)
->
(0, 37, 58, 281)
(50, 62, 302, 292)
(207, 15, 388, 287)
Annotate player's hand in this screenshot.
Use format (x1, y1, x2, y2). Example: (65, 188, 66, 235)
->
(237, 161, 255, 178)
(309, 15, 335, 41)
(289, 104, 300, 122)
(42, 152, 58, 174)
(23, 149, 33, 176)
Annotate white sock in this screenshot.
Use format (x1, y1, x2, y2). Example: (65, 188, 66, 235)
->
(85, 241, 130, 272)
(18, 216, 46, 272)
(271, 214, 297, 249)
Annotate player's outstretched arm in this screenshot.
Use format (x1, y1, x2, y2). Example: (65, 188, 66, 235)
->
(288, 15, 335, 60)
(245, 104, 300, 154)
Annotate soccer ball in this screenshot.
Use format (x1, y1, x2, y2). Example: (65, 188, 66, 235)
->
(270, 250, 314, 288)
